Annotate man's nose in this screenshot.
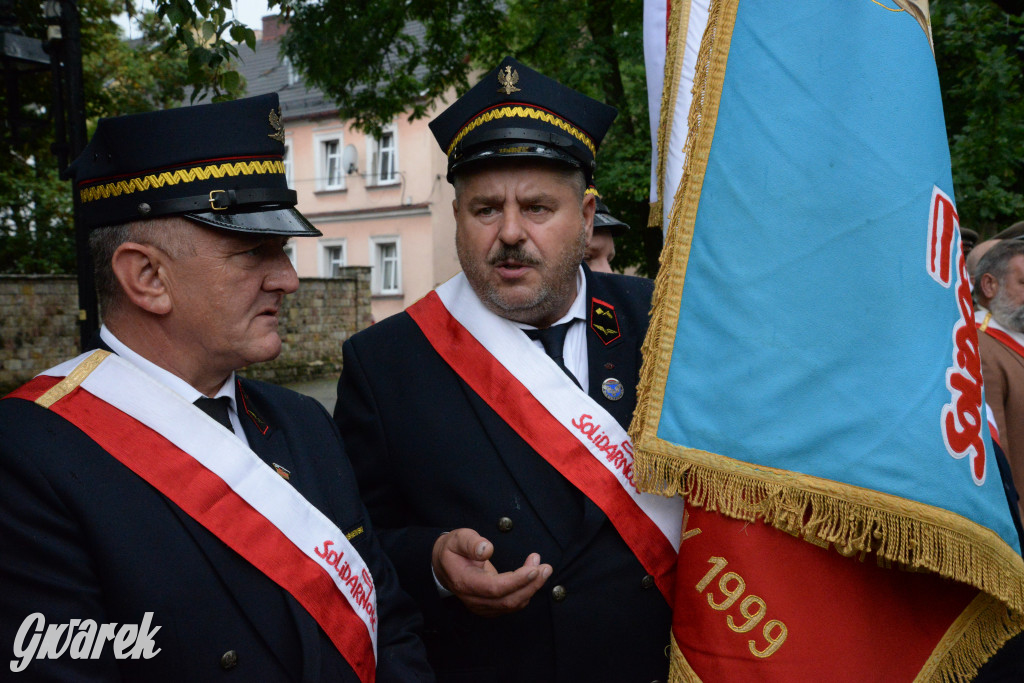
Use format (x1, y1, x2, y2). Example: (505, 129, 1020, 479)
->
(496, 207, 527, 244)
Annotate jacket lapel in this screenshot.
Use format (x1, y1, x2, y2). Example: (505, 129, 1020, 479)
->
(584, 269, 640, 431)
(235, 380, 324, 683)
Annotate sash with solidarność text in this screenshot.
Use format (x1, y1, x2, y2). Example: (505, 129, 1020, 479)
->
(407, 273, 684, 601)
(5, 350, 379, 683)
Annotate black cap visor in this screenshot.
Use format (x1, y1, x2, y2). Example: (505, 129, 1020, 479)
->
(449, 143, 584, 182)
(184, 206, 322, 237)
(448, 126, 595, 181)
(593, 211, 630, 236)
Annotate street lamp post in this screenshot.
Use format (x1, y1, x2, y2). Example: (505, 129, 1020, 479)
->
(43, 0, 93, 350)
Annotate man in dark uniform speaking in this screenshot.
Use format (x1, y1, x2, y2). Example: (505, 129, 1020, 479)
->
(334, 58, 682, 682)
(0, 95, 432, 682)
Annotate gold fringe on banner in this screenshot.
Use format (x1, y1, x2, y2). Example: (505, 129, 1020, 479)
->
(635, 446, 1024, 616)
(918, 593, 1024, 682)
(631, 0, 1024, 677)
(647, 200, 663, 228)
(665, 594, 1024, 683)
(649, 0, 694, 228)
(632, 0, 727, 441)
(668, 633, 702, 683)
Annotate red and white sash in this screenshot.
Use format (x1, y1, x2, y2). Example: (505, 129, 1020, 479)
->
(407, 274, 683, 600)
(7, 351, 378, 682)
(977, 312, 1024, 359)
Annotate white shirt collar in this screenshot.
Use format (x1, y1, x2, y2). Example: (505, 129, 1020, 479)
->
(99, 325, 237, 410)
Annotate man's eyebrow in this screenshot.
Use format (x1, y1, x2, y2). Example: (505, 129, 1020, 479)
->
(518, 192, 561, 205)
(466, 193, 505, 206)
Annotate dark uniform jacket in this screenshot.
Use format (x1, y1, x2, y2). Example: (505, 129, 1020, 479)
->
(0, 371, 433, 682)
(334, 267, 672, 683)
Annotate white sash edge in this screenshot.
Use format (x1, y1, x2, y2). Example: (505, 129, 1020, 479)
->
(435, 274, 683, 550)
(38, 354, 379, 655)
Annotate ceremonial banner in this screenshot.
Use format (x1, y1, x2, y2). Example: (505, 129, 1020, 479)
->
(635, 1, 1024, 680)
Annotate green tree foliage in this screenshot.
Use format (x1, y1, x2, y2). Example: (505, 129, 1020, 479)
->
(933, 1, 1024, 237)
(0, 0, 195, 274)
(471, 0, 654, 274)
(279, 0, 504, 136)
(150, 0, 254, 102)
(265, 0, 1024, 269)
(274, 0, 656, 272)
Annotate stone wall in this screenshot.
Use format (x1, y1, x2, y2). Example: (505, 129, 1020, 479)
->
(0, 268, 372, 394)
(245, 268, 373, 385)
(0, 275, 80, 394)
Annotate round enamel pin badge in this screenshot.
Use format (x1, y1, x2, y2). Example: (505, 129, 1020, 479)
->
(601, 378, 624, 401)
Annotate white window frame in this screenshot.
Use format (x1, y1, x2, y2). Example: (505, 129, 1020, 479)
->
(365, 125, 399, 186)
(283, 56, 300, 86)
(318, 238, 348, 278)
(370, 235, 401, 295)
(314, 130, 345, 191)
(282, 140, 294, 189)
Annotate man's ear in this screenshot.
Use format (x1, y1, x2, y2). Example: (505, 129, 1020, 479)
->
(582, 192, 596, 243)
(979, 272, 1000, 301)
(111, 242, 172, 315)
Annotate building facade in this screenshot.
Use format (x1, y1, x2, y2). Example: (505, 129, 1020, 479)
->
(238, 16, 459, 322)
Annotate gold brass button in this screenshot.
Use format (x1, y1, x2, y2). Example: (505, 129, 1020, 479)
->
(219, 650, 238, 670)
(551, 585, 567, 602)
(497, 516, 514, 532)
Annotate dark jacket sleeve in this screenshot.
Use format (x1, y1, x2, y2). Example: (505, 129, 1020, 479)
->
(334, 334, 451, 622)
(0, 400, 123, 682)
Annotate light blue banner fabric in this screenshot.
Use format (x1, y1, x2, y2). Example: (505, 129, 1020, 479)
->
(656, 0, 1020, 550)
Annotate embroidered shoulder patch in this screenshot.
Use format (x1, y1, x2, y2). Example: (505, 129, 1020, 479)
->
(590, 297, 621, 345)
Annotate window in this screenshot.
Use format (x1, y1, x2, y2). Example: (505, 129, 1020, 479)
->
(283, 143, 293, 189)
(318, 239, 347, 277)
(371, 236, 401, 294)
(283, 56, 300, 86)
(315, 132, 345, 191)
(367, 126, 398, 186)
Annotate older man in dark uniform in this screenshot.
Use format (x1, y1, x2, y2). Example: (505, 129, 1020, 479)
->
(335, 58, 680, 682)
(0, 95, 432, 682)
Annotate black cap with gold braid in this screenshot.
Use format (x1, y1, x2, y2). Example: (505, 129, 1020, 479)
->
(68, 94, 320, 236)
(429, 57, 617, 182)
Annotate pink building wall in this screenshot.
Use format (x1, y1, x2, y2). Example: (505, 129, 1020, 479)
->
(246, 16, 460, 324)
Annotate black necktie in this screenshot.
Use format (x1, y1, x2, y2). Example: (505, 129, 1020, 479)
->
(525, 322, 581, 388)
(194, 396, 233, 432)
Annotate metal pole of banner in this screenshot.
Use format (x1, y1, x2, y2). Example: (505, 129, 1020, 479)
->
(46, 0, 94, 351)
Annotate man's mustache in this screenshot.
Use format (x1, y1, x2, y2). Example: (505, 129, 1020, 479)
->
(489, 245, 541, 266)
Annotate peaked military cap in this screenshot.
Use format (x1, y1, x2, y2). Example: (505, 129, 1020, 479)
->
(429, 56, 617, 181)
(587, 186, 630, 236)
(68, 94, 320, 236)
